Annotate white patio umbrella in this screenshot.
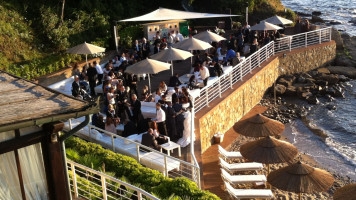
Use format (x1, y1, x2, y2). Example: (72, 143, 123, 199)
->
(66, 42, 105, 66)
(125, 58, 171, 92)
(193, 30, 226, 43)
(263, 15, 293, 25)
(173, 37, 212, 67)
(250, 21, 283, 31)
(120, 7, 239, 22)
(150, 47, 193, 76)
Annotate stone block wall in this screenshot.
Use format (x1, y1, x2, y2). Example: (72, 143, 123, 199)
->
(197, 41, 336, 153)
(278, 41, 336, 75)
(198, 58, 279, 153)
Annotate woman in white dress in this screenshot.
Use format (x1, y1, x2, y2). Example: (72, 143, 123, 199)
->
(177, 110, 193, 147)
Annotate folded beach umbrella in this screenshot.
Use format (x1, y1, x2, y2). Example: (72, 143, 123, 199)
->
(66, 42, 105, 66)
(193, 30, 226, 43)
(233, 113, 285, 138)
(333, 183, 356, 200)
(125, 58, 171, 92)
(240, 136, 298, 173)
(268, 161, 334, 200)
(250, 21, 283, 31)
(263, 15, 293, 25)
(150, 47, 193, 76)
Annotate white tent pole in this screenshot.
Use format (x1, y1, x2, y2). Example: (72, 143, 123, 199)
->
(148, 74, 151, 93)
(171, 60, 174, 76)
(85, 54, 88, 67)
(191, 50, 193, 68)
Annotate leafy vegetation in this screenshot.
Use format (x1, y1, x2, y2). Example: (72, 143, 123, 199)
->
(65, 136, 220, 200)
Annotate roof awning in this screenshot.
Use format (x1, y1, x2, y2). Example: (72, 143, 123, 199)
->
(142, 19, 187, 25)
(120, 7, 239, 22)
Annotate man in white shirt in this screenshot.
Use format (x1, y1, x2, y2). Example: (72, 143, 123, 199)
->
(199, 64, 210, 87)
(154, 89, 161, 103)
(176, 31, 183, 43)
(94, 61, 103, 85)
(154, 102, 167, 136)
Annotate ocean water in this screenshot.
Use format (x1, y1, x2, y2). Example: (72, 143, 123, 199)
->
(284, 81, 356, 180)
(281, 0, 356, 36)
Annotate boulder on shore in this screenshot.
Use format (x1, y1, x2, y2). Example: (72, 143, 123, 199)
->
(275, 84, 286, 95)
(327, 66, 356, 79)
(317, 68, 330, 74)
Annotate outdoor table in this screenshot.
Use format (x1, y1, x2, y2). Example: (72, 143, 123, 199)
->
(160, 141, 181, 157)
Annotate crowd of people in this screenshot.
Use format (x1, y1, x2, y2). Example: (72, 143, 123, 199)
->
(70, 22, 289, 152)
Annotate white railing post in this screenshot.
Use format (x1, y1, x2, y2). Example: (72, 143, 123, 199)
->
(329, 27, 332, 41)
(88, 127, 92, 138)
(136, 144, 140, 162)
(69, 119, 72, 129)
(250, 58, 253, 73)
(111, 135, 115, 152)
(230, 73, 233, 88)
(206, 88, 209, 106)
(319, 29, 322, 44)
(164, 156, 168, 177)
(305, 32, 307, 47)
(289, 37, 292, 51)
(266, 45, 268, 58)
(71, 163, 78, 198)
(101, 175, 108, 200)
(240, 64, 243, 81)
(137, 191, 143, 200)
(218, 78, 222, 98)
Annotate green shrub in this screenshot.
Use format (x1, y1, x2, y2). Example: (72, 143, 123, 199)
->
(118, 25, 144, 48)
(65, 136, 220, 200)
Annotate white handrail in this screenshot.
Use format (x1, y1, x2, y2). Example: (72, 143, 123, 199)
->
(193, 27, 332, 114)
(67, 160, 160, 200)
(67, 118, 201, 188)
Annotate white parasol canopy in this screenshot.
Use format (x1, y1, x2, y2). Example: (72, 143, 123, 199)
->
(125, 58, 171, 91)
(250, 21, 283, 31)
(66, 42, 105, 66)
(263, 15, 293, 25)
(193, 30, 226, 43)
(120, 7, 239, 22)
(173, 37, 212, 51)
(150, 47, 193, 76)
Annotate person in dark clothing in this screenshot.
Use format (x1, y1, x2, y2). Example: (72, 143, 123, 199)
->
(213, 61, 224, 77)
(250, 38, 259, 55)
(72, 75, 81, 98)
(122, 119, 138, 137)
(168, 73, 182, 87)
(141, 38, 150, 59)
(172, 101, 184, 138)
(95, 114, 105, 132)
(86, 63, 97, 96)
(130, 94, 142, 124)
(153, 43, 160, 54)
(165, 102, 178, 141)
(116, 85, 130, 120)
(127, 74, 138, 96)
(208, 65, 217, 77)
(141, 128, 161, 151)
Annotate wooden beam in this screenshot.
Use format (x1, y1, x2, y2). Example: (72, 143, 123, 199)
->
(0, 131, 45, 154)
(14, 130, 27, 200)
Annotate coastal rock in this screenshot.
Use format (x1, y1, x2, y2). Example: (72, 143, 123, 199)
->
(333, 86, 345, 98)
(327, 66, 356, 79)
(275, 84, 287, 95)
(277, 78, 293, 87)
(285, 86, 297, 96)
(331, 28, 344, 50)
(317, 74, 339, 85)
(306, 95, 319, 104)
(315, 80, 328, 86)
(326, 104, 336, 110)
(338, 75, 350, 82)
(317, 68, 330, 74)
(311, 15, 324, 23)
(334, 56, 354, 67)
(297, 76, 306, 83)
(312, 11, 322, 16)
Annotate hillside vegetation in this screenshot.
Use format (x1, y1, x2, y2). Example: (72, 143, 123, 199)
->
(0, 0, 294, 80)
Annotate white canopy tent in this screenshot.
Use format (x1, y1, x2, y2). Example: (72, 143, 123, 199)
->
(263, 15, 293, 25)
(120, 7, 239, 22)
(250, 21, 283, 31)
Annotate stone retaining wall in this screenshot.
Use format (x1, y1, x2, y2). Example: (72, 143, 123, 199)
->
(197, 41, 336, 153)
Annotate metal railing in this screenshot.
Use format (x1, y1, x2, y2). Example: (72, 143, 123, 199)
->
(193, 27, 332, 114)
(67, 160, 159, 200)
(274, 27, 332, 53)
(66, 118, 201, 188)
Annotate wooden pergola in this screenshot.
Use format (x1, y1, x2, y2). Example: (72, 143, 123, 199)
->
(0, 70, 99, 200)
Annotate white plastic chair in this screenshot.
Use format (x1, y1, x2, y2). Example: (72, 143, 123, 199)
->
(219, 157, 263, 174)
(224, 181, 274, 199)
(218, 145, 243, 160)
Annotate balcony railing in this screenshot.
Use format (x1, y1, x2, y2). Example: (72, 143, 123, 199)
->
(193, 27, 332, 114)
(66, 118, 201, 189)
(67, 160, 160, 200)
